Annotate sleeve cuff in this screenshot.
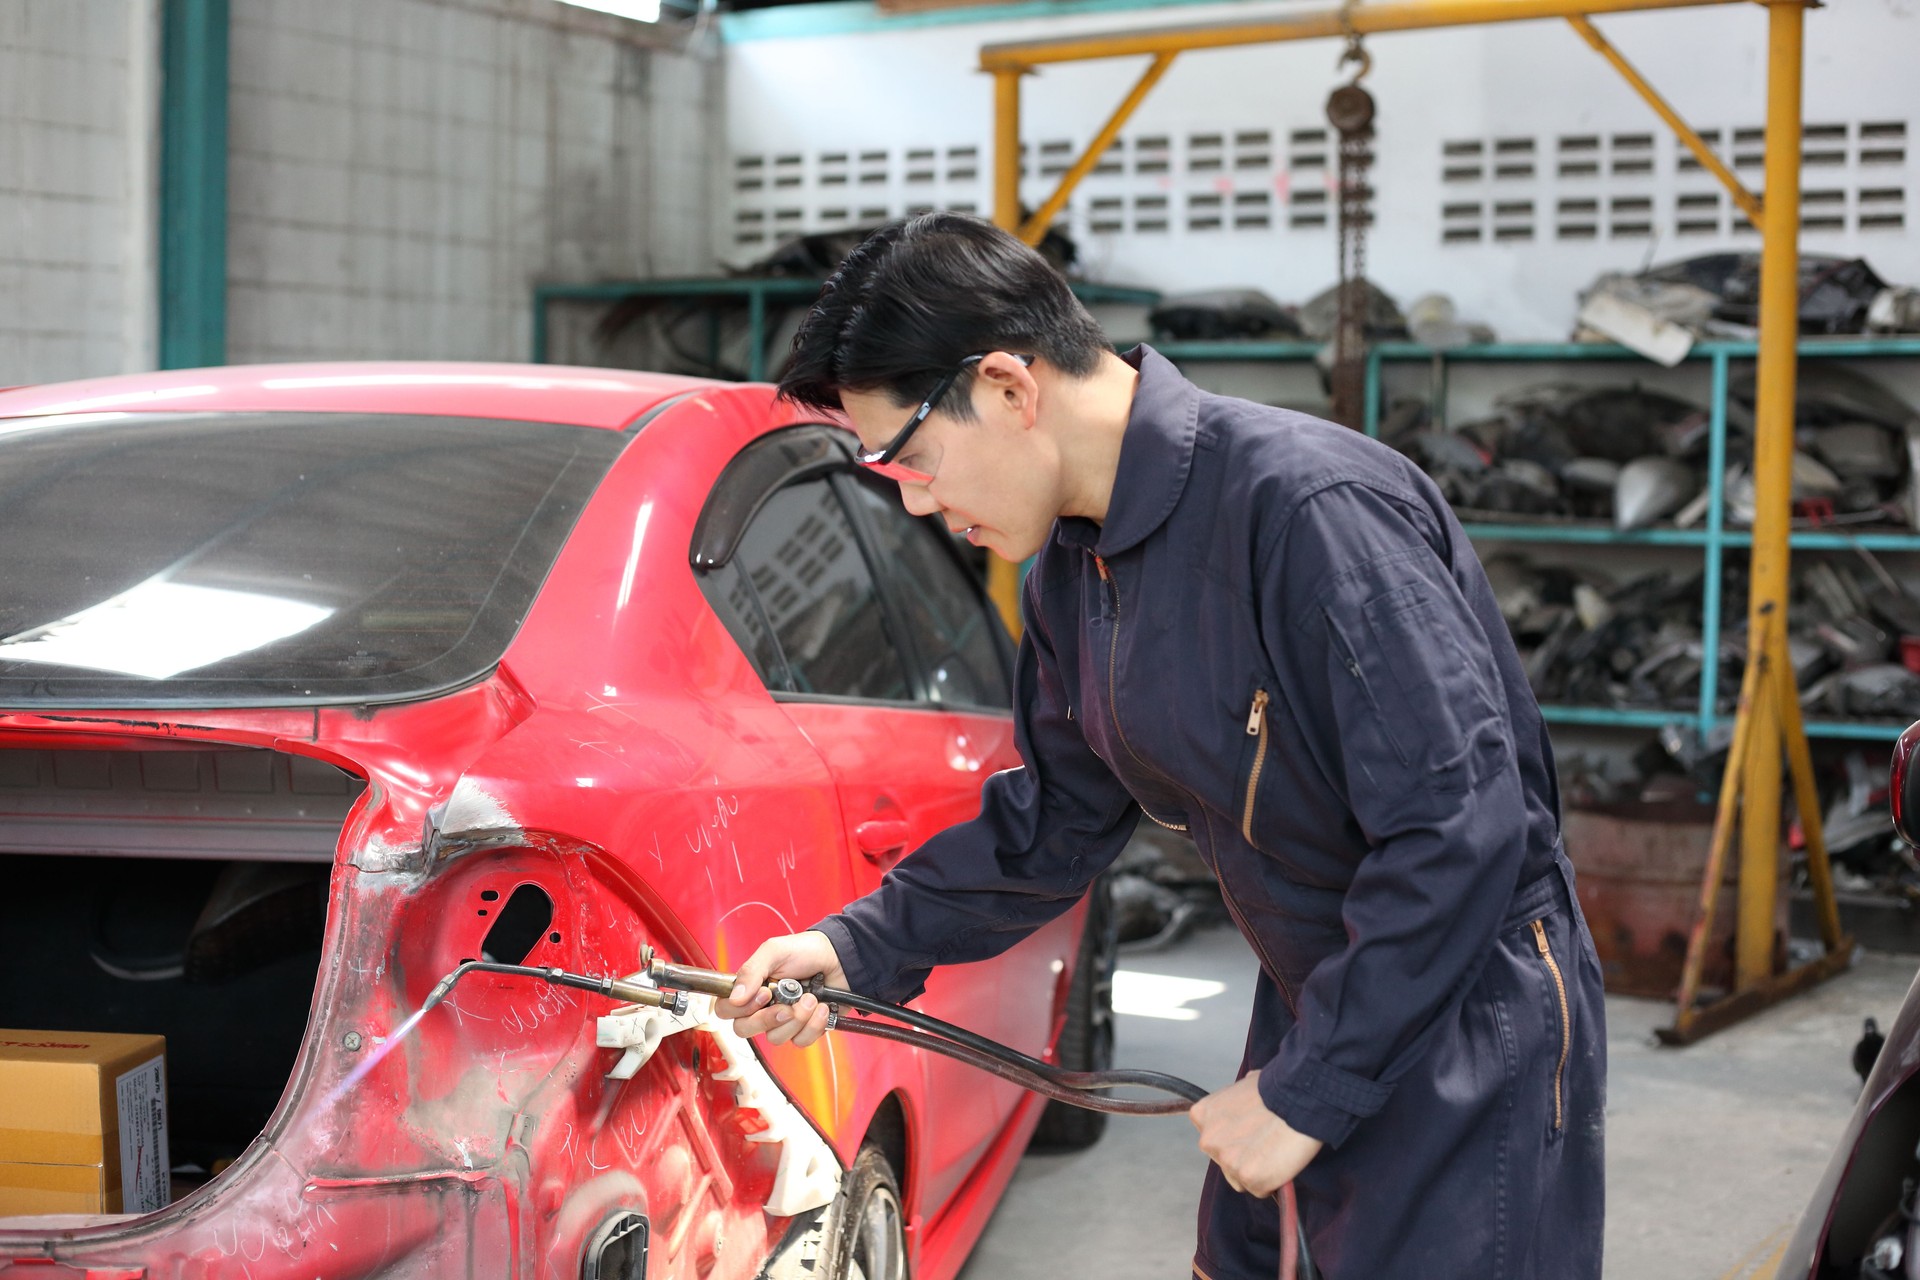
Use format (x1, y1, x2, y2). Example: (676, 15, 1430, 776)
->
(1256, 1053, 1393, 1149)
(810, 914, 928, 1005)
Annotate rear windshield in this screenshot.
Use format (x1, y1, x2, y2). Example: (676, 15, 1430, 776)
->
(0, 411, 627, 707)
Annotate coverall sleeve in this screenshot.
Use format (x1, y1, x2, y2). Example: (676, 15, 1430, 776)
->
(1253, 481, 1530, 1149)
(812, 571, 1142, 1005)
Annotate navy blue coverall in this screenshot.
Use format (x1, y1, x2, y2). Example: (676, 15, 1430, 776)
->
(814, 346, 1606, 1279)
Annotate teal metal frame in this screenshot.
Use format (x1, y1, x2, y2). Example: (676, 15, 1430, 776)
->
(530, 278, 1161, 380)
(1157, 333, 1920, 743)
(158, 0, 229, 370)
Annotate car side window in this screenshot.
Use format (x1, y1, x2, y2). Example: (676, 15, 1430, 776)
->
(731, 478, 912, 701)
(845, 473, 1012, 710)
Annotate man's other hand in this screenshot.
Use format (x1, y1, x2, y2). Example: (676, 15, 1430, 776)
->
(713, 929, 849, 1048)
(1189, 1073, 1324, 1197)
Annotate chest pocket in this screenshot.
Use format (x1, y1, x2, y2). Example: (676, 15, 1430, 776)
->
(1326, 577, 1502, 794)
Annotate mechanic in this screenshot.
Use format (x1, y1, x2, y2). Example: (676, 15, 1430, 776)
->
(715, 212, 1606, 1279)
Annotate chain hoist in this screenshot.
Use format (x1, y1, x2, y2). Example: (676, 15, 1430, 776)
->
(1325, 14, 1376, 429)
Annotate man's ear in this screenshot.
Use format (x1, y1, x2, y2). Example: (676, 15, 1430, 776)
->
(972, 350, 1040, 425)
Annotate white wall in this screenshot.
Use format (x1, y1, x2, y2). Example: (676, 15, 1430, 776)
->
(226, 0, 723, 365)
(0, 0, 159, 384)
(724, 0, 1917, 340)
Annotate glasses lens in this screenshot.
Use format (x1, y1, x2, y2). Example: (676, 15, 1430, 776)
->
(861, 457, 935, 485)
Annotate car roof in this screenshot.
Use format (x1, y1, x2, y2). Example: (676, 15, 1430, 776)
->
(0, 361, 727, 430)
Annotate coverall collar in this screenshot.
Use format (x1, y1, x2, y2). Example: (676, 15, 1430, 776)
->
(1057, 344, 1200, 559)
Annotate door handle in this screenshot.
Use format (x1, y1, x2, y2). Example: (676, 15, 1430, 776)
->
(855, 819, 911, 861)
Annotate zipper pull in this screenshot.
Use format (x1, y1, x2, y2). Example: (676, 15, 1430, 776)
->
(1530, 919, 1550, 954)
(1094, 555, 1110, 582)
(1245, 689, 1269, 737)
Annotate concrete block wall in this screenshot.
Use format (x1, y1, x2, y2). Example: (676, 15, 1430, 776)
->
(225, 0, 723, 366)
(1, 0, 720, 385)
(0, 0, 158, 384)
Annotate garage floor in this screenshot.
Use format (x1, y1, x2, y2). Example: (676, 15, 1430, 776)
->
(956, 922, 1917, 1280)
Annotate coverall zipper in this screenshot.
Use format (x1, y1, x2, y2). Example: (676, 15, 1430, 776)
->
(1095, 554, 1188, 833)
(1531, 918, 1571, 1132)
(1241, 689, 1271, 844)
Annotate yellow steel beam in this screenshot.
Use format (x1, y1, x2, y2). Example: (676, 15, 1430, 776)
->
(979, 0, 1743, 72)
(1566, 15, 1763, 228)
(1016, 53, 1178, 246)
(1735, 0, 1808, 991)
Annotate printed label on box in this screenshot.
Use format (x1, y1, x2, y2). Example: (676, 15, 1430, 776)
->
(116, 1057, 169, 1214)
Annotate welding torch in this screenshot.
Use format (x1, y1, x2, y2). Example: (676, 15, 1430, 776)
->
(413, 949, 1315, 1279)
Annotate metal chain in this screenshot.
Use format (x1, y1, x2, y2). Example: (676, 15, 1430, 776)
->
(1327, 30, 1375, 430)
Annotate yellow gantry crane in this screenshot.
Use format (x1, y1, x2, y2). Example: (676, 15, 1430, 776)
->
(980, 0, 1845, 1042)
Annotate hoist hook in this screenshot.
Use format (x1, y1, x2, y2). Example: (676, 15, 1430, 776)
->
(1336, 0, 1371, 83)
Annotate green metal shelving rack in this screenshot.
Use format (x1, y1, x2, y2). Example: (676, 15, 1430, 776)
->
(531, 278, 1161, 381)
(1157, 334, 1920, 745)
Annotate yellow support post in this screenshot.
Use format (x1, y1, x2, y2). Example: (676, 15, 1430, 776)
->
(993, 69, 1023, 234)
(1016, 53, 1177, 246)
(1565, 15, 1763, 228)
(987, 68, 1028, 638)
(1735, 0, 1806, 991)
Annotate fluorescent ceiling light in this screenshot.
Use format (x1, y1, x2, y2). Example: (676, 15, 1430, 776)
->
(559, 0, 662, 22)
(1, 580, 334, 679)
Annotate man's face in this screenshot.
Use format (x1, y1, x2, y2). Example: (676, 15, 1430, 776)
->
(840, 354, 1061, 563)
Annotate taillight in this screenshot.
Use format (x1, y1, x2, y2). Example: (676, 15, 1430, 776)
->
(1892, 720, 1920, 846)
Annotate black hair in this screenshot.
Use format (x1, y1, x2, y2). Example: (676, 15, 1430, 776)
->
(777, 212, 1111, 421)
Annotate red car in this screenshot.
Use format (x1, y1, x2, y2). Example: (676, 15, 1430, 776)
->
(1786, 720, 1920, 1279)
(0, 364, 1110, 1280)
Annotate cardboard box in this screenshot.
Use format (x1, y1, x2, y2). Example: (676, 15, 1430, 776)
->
(0, 1030, 168, 1217)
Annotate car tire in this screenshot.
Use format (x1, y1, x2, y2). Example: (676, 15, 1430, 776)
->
(821, 1144, 908, 1280)
(1028, 875, 1116, 1152)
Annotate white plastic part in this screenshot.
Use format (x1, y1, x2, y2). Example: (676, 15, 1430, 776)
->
(596, 984, 843, 1217)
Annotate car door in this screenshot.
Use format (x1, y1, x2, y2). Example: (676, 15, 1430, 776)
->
(701, 431, 1032, 1209)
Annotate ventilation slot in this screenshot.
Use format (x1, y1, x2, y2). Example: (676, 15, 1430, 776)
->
(1234, 190, 1271, 229)
(1861, 121, 1907, 165)
(1733, 126, 1765, 169)
(1494, 137, 1534, 180)
(1609, 196, 1653, 238)
(1802, 123, 1847, 167)
(859, 151, 889, 185)
(1442, 138, 1484, 182)
(1131, 194, 1169, 232)
(1610, 133, 1654, 176)
(905, 148, 935, 184)
(1556, 197, 1598, 240)
(773, 155, 803, 188)
(1860, 186, 1906, 230)
(1675, 192, 1721, 236)
(1187, 192, 1223, 231)
(1093, 140, 1123, 177)
(1188, 133, 1224, 173)
(1677, 129, 1723, 173)
(819, 152, 849, 187)
(1134, 135, 1171, 175)
(1803, 188, 1846, 231)
(1290, 188, 1328, 229)
(945, 145, 977, 183)
(1290, 129, 1328, 171)
(1039, 139, 1073, 178)
(1442, 200, 1483, 243)
(1235, 130, 1272, 170)
(734, 155, 765, 192)
(1090, 196, 1124, 234)
(1557, 135, 1599, 179)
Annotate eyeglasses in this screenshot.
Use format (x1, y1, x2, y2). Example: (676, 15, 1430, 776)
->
(856, 352, 1034, 485)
